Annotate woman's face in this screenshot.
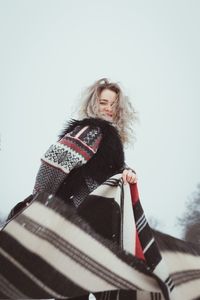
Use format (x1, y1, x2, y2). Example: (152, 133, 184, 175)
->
(97, 88, 118, 122)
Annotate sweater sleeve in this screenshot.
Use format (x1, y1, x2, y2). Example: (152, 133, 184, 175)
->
(32, 125, 103, 195)
(42, 125, 102, 172)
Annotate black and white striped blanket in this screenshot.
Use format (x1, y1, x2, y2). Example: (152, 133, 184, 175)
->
(0, 174, 172, 299)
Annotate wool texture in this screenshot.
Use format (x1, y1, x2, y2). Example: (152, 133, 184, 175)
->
(2, 175, 200, 299)
(33, 118, 125, 207)
(0, 178, 169, 300)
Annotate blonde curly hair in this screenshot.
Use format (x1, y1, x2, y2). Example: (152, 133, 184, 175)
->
(77, 78, 138, 145)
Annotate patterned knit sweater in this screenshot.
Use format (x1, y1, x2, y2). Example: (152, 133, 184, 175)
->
(33, 118, 126, 207)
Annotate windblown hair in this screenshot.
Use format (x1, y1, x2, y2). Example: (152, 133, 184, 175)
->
(77, 78, 138, 145)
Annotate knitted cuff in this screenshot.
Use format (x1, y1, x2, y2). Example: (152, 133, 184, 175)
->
(120, 163, 136, 174)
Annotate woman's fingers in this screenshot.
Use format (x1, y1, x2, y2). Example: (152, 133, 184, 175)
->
(127, 171, 137, 184)
(122, 169, 137, 184)
(122, 169, 128, 184)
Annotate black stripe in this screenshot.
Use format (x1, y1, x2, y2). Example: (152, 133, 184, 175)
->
(0, 250, 52, 298)
(0, 290, 9, 299)
(0, 273, 27, 298)
(7, 193, 167, 296)
(133, 200, 162, 269)
(93, 290, 119, 300)
(34, 193, 153, 276)
(165, 276, 172, 285)
(33, 192, 169, 298)
(150, 292, 154, 300)
(93, 289, 141, 300)
(165, 276, 174, 292)
(104, 179, 121, 187)
(15, 214, 141, 291)
(0, 231, 87, 298)
(150, 291, 162, 300)
(118, 289, 137, 299)
(171, 269, 200, 286)
(143, 243, 162, 271)
(133, 200, 144, 221)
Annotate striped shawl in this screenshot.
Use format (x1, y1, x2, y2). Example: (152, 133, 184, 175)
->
(0, 174, 174, 300)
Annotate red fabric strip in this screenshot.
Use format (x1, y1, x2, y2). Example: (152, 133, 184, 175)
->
(129, 183, 145, 261)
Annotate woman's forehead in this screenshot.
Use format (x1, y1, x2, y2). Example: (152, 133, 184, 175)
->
(99, 89, 118, 102)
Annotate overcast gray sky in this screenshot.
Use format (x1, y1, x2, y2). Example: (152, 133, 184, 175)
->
(0, 0, 200, 238)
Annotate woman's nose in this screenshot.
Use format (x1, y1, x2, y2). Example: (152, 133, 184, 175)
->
(106, 105, 112, 112)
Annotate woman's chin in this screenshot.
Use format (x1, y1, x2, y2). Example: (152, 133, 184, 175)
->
(100, 115, 113, 122)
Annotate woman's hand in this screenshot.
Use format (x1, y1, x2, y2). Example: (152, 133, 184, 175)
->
(122, 169, 137, 185)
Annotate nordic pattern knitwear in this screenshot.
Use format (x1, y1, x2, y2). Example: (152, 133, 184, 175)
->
(71, 176, 99, 208)
(33, 125, 103, 195)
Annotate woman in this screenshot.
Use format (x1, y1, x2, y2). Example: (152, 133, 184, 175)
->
(7, 78, 138, 230)
(4, 78, 142, 300)
(32, 78, 138, 207)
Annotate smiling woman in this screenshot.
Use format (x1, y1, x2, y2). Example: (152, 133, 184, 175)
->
(78, 78, 138, 145)
(4, 78, 139, 300)
(6, 78, 138, 217)
(98, 88, 118, 122)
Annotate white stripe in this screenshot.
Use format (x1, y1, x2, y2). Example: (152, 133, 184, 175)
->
(4, 223, 115, 292)
(136, 214, 145, 226)
(153, 258, 174, 298)
(90, 183, 118, 200)
(143, 239, 155, 254)
(122, 183, 136, 255)
(7, 202, 162, 293)
(71, 136, 97, 153)
(136, 216, 146, 230)
(75, 125, 89, 138)
(65, 129, 98, 154)
(161, 251, 200, 272)
(0, 247, 66, 299)
(171, 278, 200, 300)
(137, 220, 148, 234)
